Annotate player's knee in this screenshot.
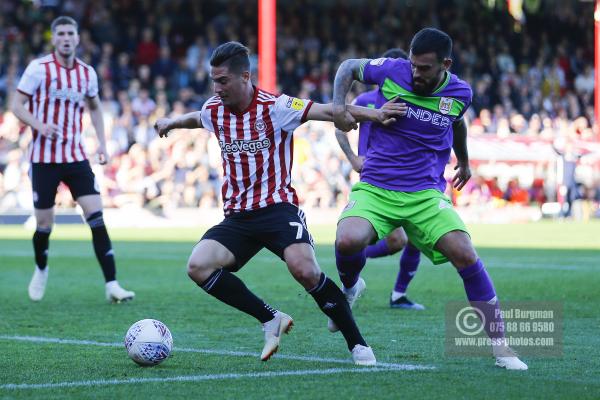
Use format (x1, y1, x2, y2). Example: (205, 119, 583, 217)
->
(450, 247, 479, 269)
(287, 258, 320, 288)
(35, 214, 53, 229)
(36, 222, 53, 231)
(336, 233, 366, 255)
(386, 230, 408, 253)
(187, 257, 215, 283)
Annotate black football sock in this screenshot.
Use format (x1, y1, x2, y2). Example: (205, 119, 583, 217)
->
(87, 211, 116, 282)
(33, 227, 51, 270)
(200, 269, 277, 323)
(308, 273, 367, 351)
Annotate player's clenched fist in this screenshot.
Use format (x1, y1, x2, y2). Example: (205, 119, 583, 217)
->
(154, 118, 173, 138)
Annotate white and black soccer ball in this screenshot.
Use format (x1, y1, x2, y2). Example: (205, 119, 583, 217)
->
(124, 319, 173, 366)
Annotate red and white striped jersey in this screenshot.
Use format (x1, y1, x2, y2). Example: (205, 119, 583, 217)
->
(17, 53, 99, 163)
(200, 87, 313, 214)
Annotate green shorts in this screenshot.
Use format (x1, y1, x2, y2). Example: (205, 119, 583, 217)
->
(339, 182, 468, 265)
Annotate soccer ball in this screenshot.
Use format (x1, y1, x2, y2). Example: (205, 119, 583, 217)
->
(124, 319, 173, 366)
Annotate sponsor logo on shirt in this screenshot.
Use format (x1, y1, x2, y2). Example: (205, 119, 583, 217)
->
(219, 138, 272, 154)
(49, 88, 84, 103)
(286, 97, 305, 111)
(406, 106, 451, 127)
(439, 97, 453, 115)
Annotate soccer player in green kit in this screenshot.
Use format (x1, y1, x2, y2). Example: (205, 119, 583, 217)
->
(331, 28, 527, 370)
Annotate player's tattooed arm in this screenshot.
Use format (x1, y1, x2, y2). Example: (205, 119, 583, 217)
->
(154, 112, 203, 138)
(451, 117, 472, 191)
(332, 58, 370, 132)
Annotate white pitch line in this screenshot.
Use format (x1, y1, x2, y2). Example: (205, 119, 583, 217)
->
(0, 367, 414, 390)
(0, 249, 597, 271)
(0, 335, 435, 370)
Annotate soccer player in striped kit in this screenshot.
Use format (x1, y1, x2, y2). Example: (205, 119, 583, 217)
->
(155, 42, 406, 365)
(11, 16, 134, 303)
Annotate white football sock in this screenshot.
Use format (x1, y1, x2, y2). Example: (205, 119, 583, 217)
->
(391, 290, 405, 301)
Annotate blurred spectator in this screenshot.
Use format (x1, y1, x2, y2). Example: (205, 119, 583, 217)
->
(136, 27, 159, 66)
(131, 88, 156, 121)
(504, 179, 530, 204)
(529, 178, 547, 205)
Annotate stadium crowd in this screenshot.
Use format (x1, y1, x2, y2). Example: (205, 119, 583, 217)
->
(0, 0, 598, 216)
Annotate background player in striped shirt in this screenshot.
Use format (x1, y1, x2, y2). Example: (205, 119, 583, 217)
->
(154, 42, 406, 365)
(335, 48, 426, 312)
(331, 28, 527, 370)
(10, 16, 134, 303)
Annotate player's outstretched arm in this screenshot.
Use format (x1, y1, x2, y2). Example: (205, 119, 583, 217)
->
(306, 99, 405, 125)
(10, 91, 60, 140)
(332, 58, 370, 132)
(154, 112, 203, 138)
(451, 117, 471, 191)
(347, 98, 407, 125)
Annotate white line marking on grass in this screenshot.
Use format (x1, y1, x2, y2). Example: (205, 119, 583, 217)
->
(0, 367, 417, 390)
(2, 250, 598, 271)
(0, 335, 435, 371)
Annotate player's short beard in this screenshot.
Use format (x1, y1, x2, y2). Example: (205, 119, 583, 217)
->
(413, 80, 435, 95)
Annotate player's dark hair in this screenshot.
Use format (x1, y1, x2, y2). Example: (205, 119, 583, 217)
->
(382, 48, 408, 60)
(51, 16, 78, 33)
(410, 28, 452, 61)
(210, 41, 250, 74)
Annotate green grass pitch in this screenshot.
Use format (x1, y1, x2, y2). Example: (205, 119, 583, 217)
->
(1, 221, 599, 399)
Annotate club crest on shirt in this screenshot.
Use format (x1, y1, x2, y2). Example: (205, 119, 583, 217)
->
(439, 97, 453, 115)
(254, 118, 266, 133)
(218, 125, 225, 135)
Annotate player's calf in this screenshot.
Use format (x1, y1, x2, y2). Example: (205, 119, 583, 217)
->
(86, 211, 116, 282)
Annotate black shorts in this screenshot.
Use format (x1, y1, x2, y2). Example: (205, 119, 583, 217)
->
(201, 202, 314, 271)
(30, 160, 100, 209)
